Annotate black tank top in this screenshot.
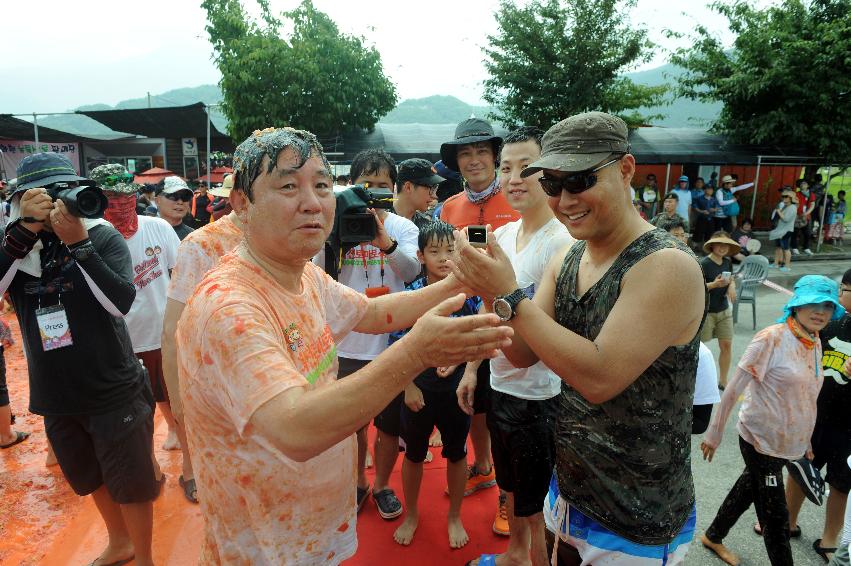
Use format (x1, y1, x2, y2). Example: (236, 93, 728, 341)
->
(553, 228, 706, 545)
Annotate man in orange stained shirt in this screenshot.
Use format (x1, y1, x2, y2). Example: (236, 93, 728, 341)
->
(175, 127, 513, 565)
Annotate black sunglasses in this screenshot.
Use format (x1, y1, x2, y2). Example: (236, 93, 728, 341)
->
(539, 156, 624, 197)
(163, 192, 192, 202)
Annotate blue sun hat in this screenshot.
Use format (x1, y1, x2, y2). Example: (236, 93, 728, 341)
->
(777, 275, 845, 323)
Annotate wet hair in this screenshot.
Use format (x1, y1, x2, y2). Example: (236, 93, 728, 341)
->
(664, 192, 679, 201)
(232, 127, 330, 202)
(843, 268, 851, 286)
(501, 126, 544, 151)
(418, 220, 455, 252)
(659, 217, 686, 232)
(350, 148, 397, 187)
(741, 218, 753, 227)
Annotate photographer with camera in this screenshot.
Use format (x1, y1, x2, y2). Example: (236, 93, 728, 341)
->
(0, 153, 156, 566)
(325, 148, 421, 521)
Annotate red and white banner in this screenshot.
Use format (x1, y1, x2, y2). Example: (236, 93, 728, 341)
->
(0, 140, 81, 180)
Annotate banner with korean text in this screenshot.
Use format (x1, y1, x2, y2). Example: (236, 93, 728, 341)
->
(0, 141, 81, 180)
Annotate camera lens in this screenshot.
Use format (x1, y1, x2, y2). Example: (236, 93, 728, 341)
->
(75, 189, 104, 217)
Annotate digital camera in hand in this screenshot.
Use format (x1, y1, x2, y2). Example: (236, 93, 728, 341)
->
(46, 182, 108, 219)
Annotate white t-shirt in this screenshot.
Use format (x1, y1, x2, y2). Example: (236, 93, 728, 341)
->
(335, 212, 419, 361)
(490, 218, 575, 399)
(694, 342, 721, 405)
(124, 216, 180, 352)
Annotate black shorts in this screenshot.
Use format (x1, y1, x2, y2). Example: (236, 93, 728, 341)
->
(44, 389, 158, 504)
(401, 386, 471, 464)
(137, 349, 168, 403)
(473, 358, 492, 415)
(487, 389, 558, 517)
(811, 420, 851, 494)
(338, 356, 403, 437)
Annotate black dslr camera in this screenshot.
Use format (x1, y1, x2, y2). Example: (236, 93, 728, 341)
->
(323, 184, 394, 279)
(46, 181, 108, 219)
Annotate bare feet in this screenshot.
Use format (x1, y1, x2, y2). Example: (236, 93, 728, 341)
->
(429, 429, 443, 447)
(701, 533, 740, 565)
(393, 514, 419, 546)
(162, 430, 181, 451)
(448, 515, 469, 549)
(425, 451, 434, 463)
(90, 540, 134, 566)
(45, 446, 58, 467)
(365, 450, 373, 469)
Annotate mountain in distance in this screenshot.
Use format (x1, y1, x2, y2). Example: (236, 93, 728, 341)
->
(34, 63, 721, 137)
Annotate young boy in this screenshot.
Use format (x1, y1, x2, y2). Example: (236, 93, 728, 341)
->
(390, 220, 480, 549)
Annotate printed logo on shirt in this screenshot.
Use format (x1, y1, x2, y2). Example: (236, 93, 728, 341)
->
(823, 337, 851, 385)
(296, 324, 337, 385)
(134, 247, 164, 289)
(341, 246, 383, 267)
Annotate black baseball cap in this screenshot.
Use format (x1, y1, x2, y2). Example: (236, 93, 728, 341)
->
(14, 152, 89, 194)
(397, 159, 444, 187)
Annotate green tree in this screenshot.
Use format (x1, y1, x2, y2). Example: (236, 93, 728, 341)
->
(202, 0, 398, 141)
(482, 0, 667, 129)
(670, 0, 851, 163)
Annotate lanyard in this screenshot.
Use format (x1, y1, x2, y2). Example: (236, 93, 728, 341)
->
(359, 244, 385, 287)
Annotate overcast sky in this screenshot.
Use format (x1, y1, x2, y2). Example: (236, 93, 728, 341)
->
(0, 0, 772, 115)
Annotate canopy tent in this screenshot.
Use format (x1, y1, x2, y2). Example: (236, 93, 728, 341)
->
(134, 167, 180, 185)
(77, 103, 230, 142)
(627, 128, 806, 165)
(196, 166, 233, 184)
(0, 114, 125, 143)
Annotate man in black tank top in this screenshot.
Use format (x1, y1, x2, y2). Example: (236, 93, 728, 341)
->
(450, 112, 707, 565)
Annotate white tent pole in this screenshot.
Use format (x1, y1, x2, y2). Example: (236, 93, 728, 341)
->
(664, 163, 671, 192)
(206, 105, 211, 190)
(33, 113, 40, 147)
(750, 156, 762, 220)
(818, 165, 832, 252)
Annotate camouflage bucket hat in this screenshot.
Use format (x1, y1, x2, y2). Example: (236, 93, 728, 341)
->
(90, 163, 140, 196)
(522, 112, 630, 177)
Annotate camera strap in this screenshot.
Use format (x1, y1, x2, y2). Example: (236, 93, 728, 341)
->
(359, 244, 385, 288)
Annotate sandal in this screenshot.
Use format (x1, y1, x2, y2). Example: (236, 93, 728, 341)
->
(356, 484, 370, 513)
(87, 556, 134, 566)
(753, 522, 801, 538)
(813, 538, 836, 563)
(1, 430, 30, 449)
(179, 475, 198, 504)
(465, 555, 497, 566)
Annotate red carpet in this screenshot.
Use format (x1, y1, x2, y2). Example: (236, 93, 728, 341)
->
(0, 310, 509, 565)
(351, 431, 509, 565)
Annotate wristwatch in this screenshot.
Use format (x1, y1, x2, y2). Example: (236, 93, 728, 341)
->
(69, 241, 96, 262)
(381, 238, 398, 254)
(492, 288, 528, 322)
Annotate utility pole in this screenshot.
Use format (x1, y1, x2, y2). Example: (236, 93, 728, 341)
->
(147, 92, 152, 108)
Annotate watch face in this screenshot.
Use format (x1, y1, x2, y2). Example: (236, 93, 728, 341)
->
(493, 298, 512, 321)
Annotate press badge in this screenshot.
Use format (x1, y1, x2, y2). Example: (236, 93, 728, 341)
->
(36, 305, 73, 351)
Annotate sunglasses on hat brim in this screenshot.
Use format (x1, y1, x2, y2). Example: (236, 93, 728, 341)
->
(538, 155, 624, 197)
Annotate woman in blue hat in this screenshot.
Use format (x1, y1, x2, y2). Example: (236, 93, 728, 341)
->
(698, 274, 844, 565)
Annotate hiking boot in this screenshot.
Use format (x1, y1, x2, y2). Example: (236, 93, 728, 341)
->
(787, 457, 825, 506)
(373, 487, 403, 520)
(463, 465, 497, 496)
(493, 493, 510, 536)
